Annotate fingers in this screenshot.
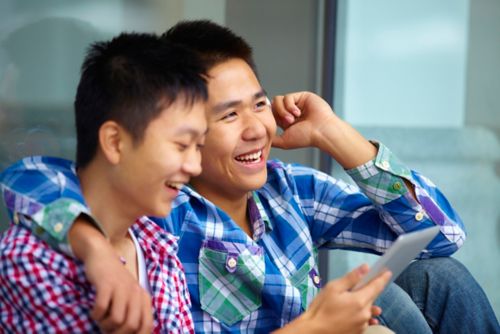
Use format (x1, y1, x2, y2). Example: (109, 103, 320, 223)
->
(138, 293, 154, 334)
(357, 270, 392, 303)
(91, 285, 112, 321)
(272, 96, 294, 127)
(282, 94, 302, 117)
(327, 264, 370, 292)
(371, 305, 382, 317)
(113, 300, 140, 334)
(99, 288, 128, 332)
(272, 94, 302, 127)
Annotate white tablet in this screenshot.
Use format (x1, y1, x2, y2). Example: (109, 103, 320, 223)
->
(353, 226, 440, 290)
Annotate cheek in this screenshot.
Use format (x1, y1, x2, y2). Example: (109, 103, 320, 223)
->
(146, 147, 181, 176)
(203, 131, 232, 158)
(264, 112, 277, 135)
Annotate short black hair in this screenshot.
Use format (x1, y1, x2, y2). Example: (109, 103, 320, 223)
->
(75, 32, 207, 168)
(162, 20, 257, 75)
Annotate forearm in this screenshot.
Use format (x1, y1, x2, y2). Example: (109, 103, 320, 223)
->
(313, 115, 377, 169)
(68, 215, 109, 262)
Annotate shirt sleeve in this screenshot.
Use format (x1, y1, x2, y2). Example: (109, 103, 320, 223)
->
(300, 142, 466, 257)
(0, 156, 104, 256)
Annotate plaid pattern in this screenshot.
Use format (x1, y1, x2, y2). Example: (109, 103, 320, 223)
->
(0, 216, 194, 334)
(198, 240, 265, 325)
(0, 144, 466, 333)
(0, 156, 102, 255)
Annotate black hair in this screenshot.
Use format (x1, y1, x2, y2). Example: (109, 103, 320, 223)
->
(162, 20, 257, 75)
(75, 32, 207, 168)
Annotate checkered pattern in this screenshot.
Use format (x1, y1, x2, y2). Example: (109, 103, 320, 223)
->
(0, 216, 194, 334)
(198, 240, 265, 326)
(0, 143, 466, 333)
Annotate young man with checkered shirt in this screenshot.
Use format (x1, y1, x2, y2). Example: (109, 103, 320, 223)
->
(0, 32, 209, 333)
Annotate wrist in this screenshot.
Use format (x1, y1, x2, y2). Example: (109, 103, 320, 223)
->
(312, 113, 344, 153)
(314, 117, 377, 169)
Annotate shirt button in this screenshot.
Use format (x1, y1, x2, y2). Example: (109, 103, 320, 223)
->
(313, 275, 321, 285)
(227, 257, 237, 269)
(54, 223, 63, 233)
(415, 211, 425, 221)
(381, 161, 390, 170)
(393, 182, 402, 191)
(13, 213, 20, 225)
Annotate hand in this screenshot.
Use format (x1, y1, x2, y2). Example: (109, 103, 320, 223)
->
(69, 217, 153, 333)
(271, 91, 377, 169)
(271, 92, 338, 150)
(274, 264, 391, 334)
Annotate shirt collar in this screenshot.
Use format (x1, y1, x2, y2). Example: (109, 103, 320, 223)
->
(248, 191, 272, 241)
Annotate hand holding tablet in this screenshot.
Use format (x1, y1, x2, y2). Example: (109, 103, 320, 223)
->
(353, 226, 440, 290)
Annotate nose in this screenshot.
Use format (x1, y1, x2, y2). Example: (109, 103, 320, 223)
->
(182, 148, 202, 177)
(241, 112, 267, 141)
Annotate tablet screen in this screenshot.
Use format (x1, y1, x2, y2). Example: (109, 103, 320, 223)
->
(353, 226, 440, 290)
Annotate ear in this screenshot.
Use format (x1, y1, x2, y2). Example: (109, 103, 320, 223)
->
(99, 121, 127, 165)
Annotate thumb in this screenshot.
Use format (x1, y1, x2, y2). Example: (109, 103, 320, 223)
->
(272, 133, 288, 149)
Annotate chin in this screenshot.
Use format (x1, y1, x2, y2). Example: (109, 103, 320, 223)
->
(244, 175, 267, 191)
(150, 205, 172, 218)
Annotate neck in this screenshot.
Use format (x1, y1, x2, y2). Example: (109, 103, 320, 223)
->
(196, 188, 252, 236)
(78, 161, 137, 242)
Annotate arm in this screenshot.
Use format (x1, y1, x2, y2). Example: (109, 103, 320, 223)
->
(271, 92, 465, 256)
(0, 156, 100, 255)
(0, 156, 153, 332)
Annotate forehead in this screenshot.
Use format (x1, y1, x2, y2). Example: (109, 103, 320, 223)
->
(207, 59, 262, 103)
(149, 98, 207, 136)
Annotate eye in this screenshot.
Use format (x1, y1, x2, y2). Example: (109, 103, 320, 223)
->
(255, 100, 268, 111)
(176, 143, 189, 152)
(220, 111, 237, 121)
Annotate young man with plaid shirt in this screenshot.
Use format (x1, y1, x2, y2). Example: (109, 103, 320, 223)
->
(0, 32, 209, 333)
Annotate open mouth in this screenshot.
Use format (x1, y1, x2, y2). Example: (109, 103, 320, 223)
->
(166, 182, 183, 191)
(234, 150, 263, 164)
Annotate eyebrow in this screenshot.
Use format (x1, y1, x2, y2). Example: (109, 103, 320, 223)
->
(175, 125, 209, 137)
(212, 89, 268, 114)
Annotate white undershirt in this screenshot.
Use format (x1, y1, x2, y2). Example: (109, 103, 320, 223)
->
(128, 229, 151, 294)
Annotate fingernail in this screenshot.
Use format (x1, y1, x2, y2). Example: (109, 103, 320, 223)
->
(285, 115, 294, 123)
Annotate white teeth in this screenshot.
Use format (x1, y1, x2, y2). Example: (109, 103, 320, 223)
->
(167, 182, 183, 190)
(235, 150, 262, 162)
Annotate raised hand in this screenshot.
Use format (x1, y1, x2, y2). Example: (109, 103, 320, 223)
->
(271, 91, 338, 150)
(271, 91, 377, 169)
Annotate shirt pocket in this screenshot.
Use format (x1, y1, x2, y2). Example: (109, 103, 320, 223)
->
(198, 239, 265, 326)
(289, 253, 321, 310)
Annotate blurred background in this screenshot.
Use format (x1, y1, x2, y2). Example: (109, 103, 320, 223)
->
(0, 0, 498, 317)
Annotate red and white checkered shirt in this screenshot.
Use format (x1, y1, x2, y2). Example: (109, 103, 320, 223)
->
(0, 216, 194, 334)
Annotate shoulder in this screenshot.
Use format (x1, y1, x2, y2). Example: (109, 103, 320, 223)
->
(264, 159, 329, 190)
(132, 217, 180, 256)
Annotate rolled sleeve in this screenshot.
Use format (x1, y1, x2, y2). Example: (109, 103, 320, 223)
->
(0, 156, 105, 256)
(346, 142, 413, 205)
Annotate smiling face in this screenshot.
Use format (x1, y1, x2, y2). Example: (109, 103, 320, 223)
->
(190, 58, 277, 201)
(113, 98, 207, 218)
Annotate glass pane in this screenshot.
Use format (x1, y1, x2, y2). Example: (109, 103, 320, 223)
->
(0, 0, 227, 230)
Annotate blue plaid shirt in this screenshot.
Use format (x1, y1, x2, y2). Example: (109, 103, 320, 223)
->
(0, 144, 465, 333)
